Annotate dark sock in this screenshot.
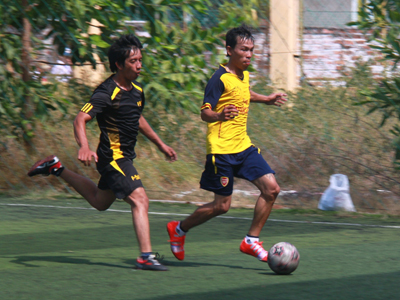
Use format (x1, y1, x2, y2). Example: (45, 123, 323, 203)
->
(53, 166, 65, 177)
(141, 252, 152, 259)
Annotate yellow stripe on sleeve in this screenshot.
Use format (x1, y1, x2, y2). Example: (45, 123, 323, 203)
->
(81, 103, 93, 113)
(201, 103, 212, 110)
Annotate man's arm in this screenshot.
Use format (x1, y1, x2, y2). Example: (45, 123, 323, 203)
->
(73, 111, 98, 166)
(201, 104, 239, 122)
(250, 90, 287, 107)
(138, 115, 177, 162)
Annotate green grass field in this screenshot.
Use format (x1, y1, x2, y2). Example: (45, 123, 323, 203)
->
(1, 197, 400, 300)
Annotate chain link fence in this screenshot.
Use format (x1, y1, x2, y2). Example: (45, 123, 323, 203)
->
(1, 0, 399, 213)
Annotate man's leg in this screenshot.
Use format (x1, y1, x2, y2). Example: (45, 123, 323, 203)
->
(28, 156, 166, 270)
(60, 169, 116, 210)
(239, 173, 280, 262)
(27, 155, 116, 210)
(248, 173, 280, 236)
(181, 193, 232, 231)
(125, 187, 168, 271)
(167, 193, 232, 260)
(124, 187, 151, 253)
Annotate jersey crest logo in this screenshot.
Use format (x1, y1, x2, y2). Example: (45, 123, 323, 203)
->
(137, 101, 142, 107)
(220, 176, 229, 187)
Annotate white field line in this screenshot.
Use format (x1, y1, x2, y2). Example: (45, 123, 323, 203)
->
(1, 202, 400, 229)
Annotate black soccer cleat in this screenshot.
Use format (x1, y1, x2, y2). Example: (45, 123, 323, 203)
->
(135, 253, 168, 271)
(27, 155, 65, 177)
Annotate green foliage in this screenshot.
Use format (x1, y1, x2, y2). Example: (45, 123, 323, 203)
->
(0, 32, 57, 139)
(356, 78, 400, 166)
(137, 1, 234, 114)
(0, 0, 132, 141)
(1, 0, 261, 141)
(217, 0, 264, 28)
(117, 0, 256, 115)
(357, 78, 400, 126)
(3, 0, 133, 66)
(350, 0, 400, 166)
(349, 0, 400, 66)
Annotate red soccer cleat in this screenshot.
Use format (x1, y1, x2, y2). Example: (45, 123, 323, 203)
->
(167, 221, 185, 260)
(27, 155, 64, 177)
(239, 238, 269, 262)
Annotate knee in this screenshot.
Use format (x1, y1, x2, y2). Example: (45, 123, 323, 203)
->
(213, 202, 230, 215)
(261, 184, 280, 203)
(274, 184, 281, 198)
(91, 189, 115, 211)
(92, 197, 113, 211)
(125, 194, 149, 210)
(97, 203, 112, 211)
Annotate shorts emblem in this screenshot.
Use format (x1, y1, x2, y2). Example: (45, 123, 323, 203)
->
(220, 176, 229, 187)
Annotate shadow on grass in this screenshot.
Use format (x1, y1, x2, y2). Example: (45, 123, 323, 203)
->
(10, 255, 132, 269)
(10, 256, 270, 273)
(124, 258, 269, 272)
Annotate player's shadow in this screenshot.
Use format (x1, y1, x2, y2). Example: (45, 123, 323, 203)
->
(123, 258, 266, 272)
(11, 255, 132, 269)
(12, 256, 270, 272)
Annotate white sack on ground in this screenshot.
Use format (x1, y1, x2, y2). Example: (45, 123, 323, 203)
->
(318, 174, 356, 212)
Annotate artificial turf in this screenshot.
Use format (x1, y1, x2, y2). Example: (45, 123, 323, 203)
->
(1, 198, 399, 299)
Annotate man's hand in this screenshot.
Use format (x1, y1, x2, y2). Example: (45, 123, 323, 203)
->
(267, 93, 287, 107)
(220, 104, 239, 121)
(78, 147, 98, 166)
(158, 144, 177, 162)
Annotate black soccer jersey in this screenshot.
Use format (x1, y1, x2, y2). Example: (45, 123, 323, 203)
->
(80, 76, 145, 170)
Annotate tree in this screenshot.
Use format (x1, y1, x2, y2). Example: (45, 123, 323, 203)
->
(349, 0, 400, 167)
(0, 0, 261, 142)
(0, 0, 130, 141)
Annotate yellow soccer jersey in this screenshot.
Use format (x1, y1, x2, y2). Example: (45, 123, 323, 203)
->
(201, 64, 252, 154)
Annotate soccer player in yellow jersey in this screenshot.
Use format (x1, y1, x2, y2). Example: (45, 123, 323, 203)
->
(167, 25, 287, 262)
(28, 34, 176, 271)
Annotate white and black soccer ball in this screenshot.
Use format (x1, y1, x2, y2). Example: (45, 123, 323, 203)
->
(268, 242, 300, 275)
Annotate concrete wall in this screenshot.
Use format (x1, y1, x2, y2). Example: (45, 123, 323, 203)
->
(301, 28, 392, 86)
(251, 26, 392, 88)
(250, 0, 393, 88)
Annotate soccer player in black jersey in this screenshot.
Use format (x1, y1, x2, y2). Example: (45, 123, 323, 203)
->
(28, 34, 176, 271)
(167, 25, 287, 263)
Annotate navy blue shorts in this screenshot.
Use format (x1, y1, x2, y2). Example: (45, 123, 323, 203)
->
(97, 158, 143, 199)
(200, 146, 275, 196)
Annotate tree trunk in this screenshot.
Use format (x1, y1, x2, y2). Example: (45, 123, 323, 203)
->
(21, 0, 31, 83)
(21, 0, 34, 147)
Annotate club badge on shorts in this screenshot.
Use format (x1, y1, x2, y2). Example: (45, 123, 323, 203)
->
(220, 176, 229, 187)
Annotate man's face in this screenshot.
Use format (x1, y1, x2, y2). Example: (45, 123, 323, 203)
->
(227, 37, 254, 71)
(118, 48, 142, 80)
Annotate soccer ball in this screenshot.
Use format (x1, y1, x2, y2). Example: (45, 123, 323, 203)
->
(268, 242, 300, 275)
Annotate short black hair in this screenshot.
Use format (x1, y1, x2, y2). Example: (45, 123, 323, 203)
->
(226, 25, 254, 56)
(108, 34, 143, 73)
